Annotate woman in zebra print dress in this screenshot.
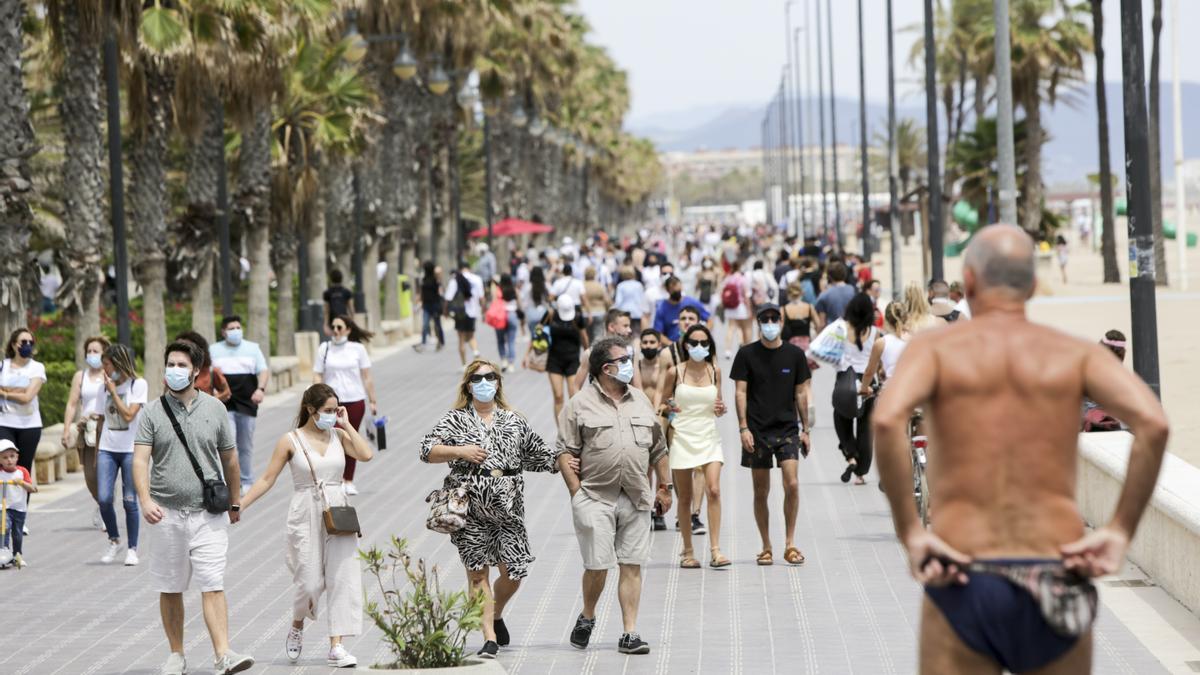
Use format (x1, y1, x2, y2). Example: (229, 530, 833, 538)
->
(420, 359, 575, 659)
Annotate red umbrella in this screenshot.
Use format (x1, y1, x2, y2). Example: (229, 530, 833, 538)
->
(467, 218, 555, 239)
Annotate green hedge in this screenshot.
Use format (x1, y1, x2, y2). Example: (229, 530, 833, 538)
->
(39, 361, 76, 428)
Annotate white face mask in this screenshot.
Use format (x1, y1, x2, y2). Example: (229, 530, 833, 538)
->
(315, 411, 337, 431)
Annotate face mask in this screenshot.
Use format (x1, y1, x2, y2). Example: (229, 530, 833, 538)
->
(641, 347, 659, 360)
(703, 261, 713, 269)
(760, 322, 782, 341)
(164, 366, 193, 392)
(333, 335, 348, 345)
(669, 291, 682, 303)
(611, 359, 634, 384)
(225, 329, 243, 346)
(315, 411, 337, 431)
(86, 354, 103, 370)
(471, 379, 497, 403)
(17, 343, 33, 359)
(688, 345, 710, 362)
(110, 370, 123, 384)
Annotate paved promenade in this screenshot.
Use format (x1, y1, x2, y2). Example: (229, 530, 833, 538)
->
(4, 332, 1176, 674)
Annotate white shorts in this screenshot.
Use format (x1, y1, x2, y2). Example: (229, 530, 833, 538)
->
(148, 508, 229, 593)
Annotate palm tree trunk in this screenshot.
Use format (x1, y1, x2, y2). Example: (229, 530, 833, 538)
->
(128, 57, 174, 396)
(236, 105, 272, 355)
(0, 0, 33, 337)
(1019, 81, 1044, 234)
(184, 93, 224, 343)
(362, 239, 382, 332)
(57, 0, 107, 362)
(306, 203, 327, 305)
(383, 233, 400, 322)
(1092, 0, 1119, 283)
(190, 251, 215, 340)
(274, 252, 296, 356)
(1149, 0, 1167, 284)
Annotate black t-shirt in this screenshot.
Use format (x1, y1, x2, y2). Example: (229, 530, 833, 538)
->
(420, 276, 441, 307)
(323, 285, 354, 318)
(547, 314, 587, 360)
(730, 341, 812, 436)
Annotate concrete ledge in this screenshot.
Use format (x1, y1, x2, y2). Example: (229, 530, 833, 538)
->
(1077, 431, 1200, 615)
(268, 356, 300, 393)
(34, 424, 67, 484)
(379, 319, 412, 346)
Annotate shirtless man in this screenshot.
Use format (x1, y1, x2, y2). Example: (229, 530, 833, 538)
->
(874, 225, 1168, 675)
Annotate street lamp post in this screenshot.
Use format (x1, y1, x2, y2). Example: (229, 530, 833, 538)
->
(793, 27, 806, 237)
(923, 0, 945, 281)
(484, 112, 494, 250)
(825, 0, 842, 251)
(886, 0, 902, 299)
(856, 0, 871, 259)
(103, 31, 131, 347)
(994, 0, 1019, 224)
(1119, 0, 1162, 397)
(814, 0, 828, 234)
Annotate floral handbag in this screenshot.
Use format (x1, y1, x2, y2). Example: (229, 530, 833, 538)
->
(425, 486, 469, 534)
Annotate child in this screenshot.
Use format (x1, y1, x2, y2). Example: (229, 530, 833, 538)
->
(0, 439, 35, 569)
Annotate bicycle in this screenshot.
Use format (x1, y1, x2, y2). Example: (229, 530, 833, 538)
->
(910, 411, 930, 528)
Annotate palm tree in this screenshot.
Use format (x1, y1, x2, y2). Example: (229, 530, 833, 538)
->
(948, 116, 1029, 220)
(0, 0, 34, 337)
(1090, 0, 1118, 283)
(47, 0, 108, 359)
(1148, 0, 1167, 284)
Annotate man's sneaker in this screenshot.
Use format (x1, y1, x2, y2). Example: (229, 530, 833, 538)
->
(475, 641, 499, 660)
(569, 614, 596, 649)
(100, 540, 121, 564)
(327, 644, 357, 668)
(125, 549, 139, 566)
(285, 626, 303, 662)
(12, 553, 26, 569)
(213, 650, 254, 674)
(344, 482, 359, 496)
(618, 632, 650, 654)
(160, 651, 187, 675)
(651, 515, 666, 531)
(691, 514, 707, 535)
(494, 618, 510, 646)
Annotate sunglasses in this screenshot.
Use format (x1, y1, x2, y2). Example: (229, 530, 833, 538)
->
(759, 315, 781, 324)
(17, 339, 34, 346)
(469, 372, 499, 383)
(684, 339, 710, 348)
(331, 324, 347, 332)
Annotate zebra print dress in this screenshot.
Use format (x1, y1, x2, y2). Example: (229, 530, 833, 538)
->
(419, 407, 557, 578)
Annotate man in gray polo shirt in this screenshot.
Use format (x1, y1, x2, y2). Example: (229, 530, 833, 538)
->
(133, 341, 254, 675)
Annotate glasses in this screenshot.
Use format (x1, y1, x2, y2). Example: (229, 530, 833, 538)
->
(684, 339, 710, 348)
(759, 315, 781, 324)
(605, 355, 632, 365)
(469, 372, 499, 383)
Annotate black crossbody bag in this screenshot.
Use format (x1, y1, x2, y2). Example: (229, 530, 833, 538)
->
(159, 395, 230, 514)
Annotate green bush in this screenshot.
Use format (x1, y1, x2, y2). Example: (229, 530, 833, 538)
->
(38, 361, 77, 428)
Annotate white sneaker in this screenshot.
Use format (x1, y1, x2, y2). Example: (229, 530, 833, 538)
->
(344, 482, 359, 496)
(285, 626, 303, 662)
(93, 508, 103, 529)
(12, 553, 26, 569)
(22, 524, 28, 535)
(160, 651, 187, 675)
(213, 649, 254, 674)
(327, 644, 357, 668)
(100, 540, 121, 564)
(125, 548, 139, 566)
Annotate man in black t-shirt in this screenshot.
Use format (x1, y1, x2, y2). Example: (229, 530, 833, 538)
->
(323, 269, 356, 333)
(730, 302, 812, 567)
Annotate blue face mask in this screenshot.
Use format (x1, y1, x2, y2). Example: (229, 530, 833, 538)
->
(315, 411, 337, 431)
(164, 366, 193, 392)
(688, 345, 710, 362)
(225, 328, 243, 346)
(17, 343, 33, 359)
(110, 370, 123, 384)
(471, 379, 497, 403)
(611, 359, 634, 384)
(86, 354, 103, 370)
(760, 322, 782, 341)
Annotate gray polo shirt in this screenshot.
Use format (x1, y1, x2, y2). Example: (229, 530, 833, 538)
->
(135, 391, 235, 511)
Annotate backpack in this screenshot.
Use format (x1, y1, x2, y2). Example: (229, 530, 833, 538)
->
(721, 276, 742, 309)
(447, 275, 468, 316)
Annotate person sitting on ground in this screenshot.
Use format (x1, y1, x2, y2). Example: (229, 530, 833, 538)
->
(1082, 330, 1128, 431)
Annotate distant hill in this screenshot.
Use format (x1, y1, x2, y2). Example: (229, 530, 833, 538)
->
(629, 81, 1200, 184)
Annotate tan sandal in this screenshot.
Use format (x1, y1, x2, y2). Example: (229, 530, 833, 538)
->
(710, 547, 732, 568)
(679, 550, 701, 569)
(756, 549, 774, 566)
(784, 546, 806, 565)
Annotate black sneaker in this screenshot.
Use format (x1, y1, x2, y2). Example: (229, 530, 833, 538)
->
(494, 618, 510, 647)
(476, 641, 499, 659)
(618, 632, 650, 655)
(569, 614, 596, 650)
(651, 515, 667, 531)
(691, 514, 707, 535)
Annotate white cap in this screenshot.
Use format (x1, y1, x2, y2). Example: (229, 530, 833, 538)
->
(555, 295, 576, 321)
(0, 439, 16, 454)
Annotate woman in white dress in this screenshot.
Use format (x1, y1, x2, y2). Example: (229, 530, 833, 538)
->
(240, 383, 374, 669)
(60, 335, 111, 526)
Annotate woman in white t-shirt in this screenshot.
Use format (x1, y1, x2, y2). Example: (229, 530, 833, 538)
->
(314, 315, 377, 496)
(61, 335, 111, 528)
(0, 327, 46, 517)
(832, 294, 880, 486)
(97, 343, 147, 566)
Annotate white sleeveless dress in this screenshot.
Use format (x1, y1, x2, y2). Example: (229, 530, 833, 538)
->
(285, 430, 362, 637)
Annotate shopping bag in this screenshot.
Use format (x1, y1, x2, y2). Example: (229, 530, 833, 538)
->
(808, 319, 847, 365)
(484, 291, 508, 330)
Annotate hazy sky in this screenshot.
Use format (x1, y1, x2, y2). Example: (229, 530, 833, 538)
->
(577, 0, 1200, 126)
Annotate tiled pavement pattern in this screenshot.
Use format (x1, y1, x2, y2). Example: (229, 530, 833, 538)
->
(3, 332, 1170, 674)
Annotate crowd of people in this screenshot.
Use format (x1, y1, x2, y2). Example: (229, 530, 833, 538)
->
(0, 221, 1172, 675)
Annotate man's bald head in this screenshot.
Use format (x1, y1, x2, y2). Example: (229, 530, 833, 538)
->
(963, 225, 1037, 300)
